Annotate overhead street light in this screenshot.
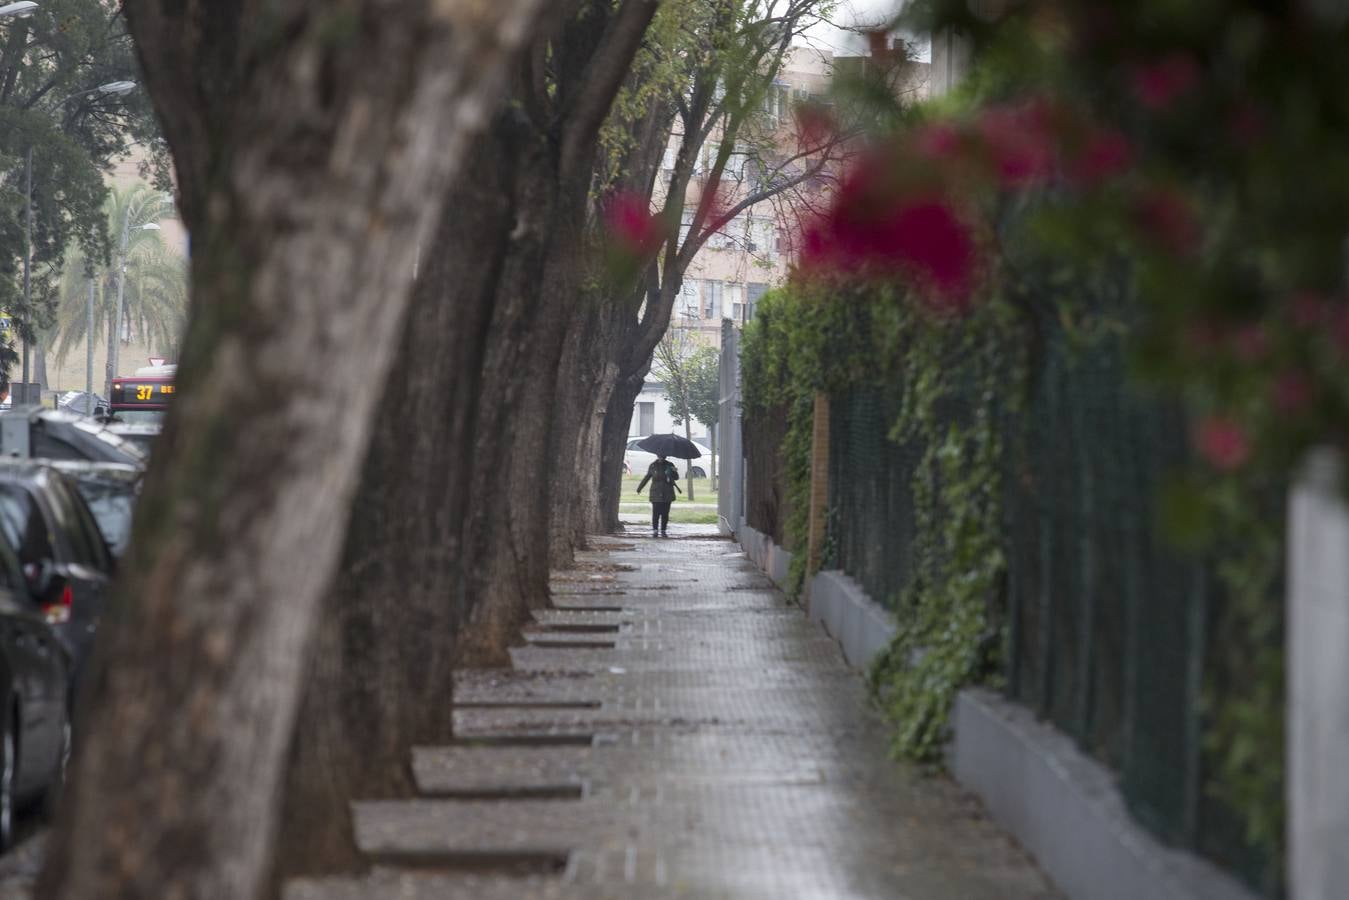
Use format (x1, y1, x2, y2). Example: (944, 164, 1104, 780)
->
(0, 2, 39, 21)
(59, 80, 138, 105)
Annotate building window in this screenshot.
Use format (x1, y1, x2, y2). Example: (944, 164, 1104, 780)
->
(725, 283, 743, 320)
(638, 402, 655, 436)
(702, 281, 722, 319)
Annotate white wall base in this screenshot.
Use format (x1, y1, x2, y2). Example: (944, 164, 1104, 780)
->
(805, 569, 897, 669)
(1288, 450, 1349, 900)
(737, 523, 793, 590)
(953, 689, 1260, 900)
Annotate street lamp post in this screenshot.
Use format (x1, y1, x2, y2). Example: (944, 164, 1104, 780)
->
(85, 276, 94, 414)
(20, 146, 31, 391)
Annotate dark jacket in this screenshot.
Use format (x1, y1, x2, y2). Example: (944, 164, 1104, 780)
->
(638, 459, 679, 503)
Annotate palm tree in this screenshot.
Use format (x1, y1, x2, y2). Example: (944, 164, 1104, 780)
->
(48, 184, 184, 393)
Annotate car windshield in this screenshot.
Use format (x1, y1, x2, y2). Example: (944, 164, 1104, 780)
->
(70, 479, 137, 557)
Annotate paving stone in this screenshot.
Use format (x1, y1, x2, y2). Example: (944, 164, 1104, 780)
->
(288, 525, 1059, 899)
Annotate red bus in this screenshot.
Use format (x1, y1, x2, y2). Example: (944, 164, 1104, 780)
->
(109, 364, 175, 423)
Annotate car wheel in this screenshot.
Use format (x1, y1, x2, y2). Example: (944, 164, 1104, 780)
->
(0, 712, 15, 852)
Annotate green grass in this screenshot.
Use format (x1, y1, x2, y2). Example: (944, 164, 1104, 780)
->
(621, 475, 719, 505)
(621, 508, 720, 525)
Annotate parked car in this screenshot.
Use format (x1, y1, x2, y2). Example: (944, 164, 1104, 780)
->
(48, 462, 142, 559)
(0, 408, 146, 467)
(0, 530, 72, 848)
(56, 391, 107, 418)
(101, 422, 161, 457)
(0, 462, 116, 691)
(625, 436, 715, 479)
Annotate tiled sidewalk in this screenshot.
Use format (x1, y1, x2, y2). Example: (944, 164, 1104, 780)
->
(288, 527, 1058, 899)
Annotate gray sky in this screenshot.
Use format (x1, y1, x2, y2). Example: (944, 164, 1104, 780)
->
(801, 0, 929, 61)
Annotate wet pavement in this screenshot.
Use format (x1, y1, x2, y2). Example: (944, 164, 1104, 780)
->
(289, 524, 1059, 899)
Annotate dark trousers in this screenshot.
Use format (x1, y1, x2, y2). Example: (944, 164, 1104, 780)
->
(651, 501, 672, 533)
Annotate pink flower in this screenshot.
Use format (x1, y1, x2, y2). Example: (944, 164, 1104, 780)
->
(977, 102, 1057, 187)
(1131, 52, 1202, 111)
(1183, 320, 1224, 353)
(605, 192, 664, 258)
(913, 122, 962, 160)
(801, 180, 979, 310)
(1230, 324, 1270, 362)
(1288, 292, 1328, 329)
(1194, 416, 1251, 471)
(1273, 370, 1314, 415)
(1067, 126, 1132, 185)
(1331, 308, 1349, 356)
(1134, 187, 1200, 256)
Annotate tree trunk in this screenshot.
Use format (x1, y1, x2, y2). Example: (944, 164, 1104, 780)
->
(37, 4, 541, 898)
(103, 302, 116, 398)
(34, 338, 48, 392)
(550, 292, 622, 564)
(269, 117, 530, 889)
(452, 0, 661, 663)
(596, 370, 644, 532)
(682, 401, 695, 502)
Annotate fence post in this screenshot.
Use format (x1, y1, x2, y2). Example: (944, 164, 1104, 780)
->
(805, 392, 831, 609)
(1288, 449, 1349, 899)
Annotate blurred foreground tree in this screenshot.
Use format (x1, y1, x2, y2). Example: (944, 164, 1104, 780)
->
(35, 2, 544, 897)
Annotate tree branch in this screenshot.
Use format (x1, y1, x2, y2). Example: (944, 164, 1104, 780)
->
(558, 0, 661, 182)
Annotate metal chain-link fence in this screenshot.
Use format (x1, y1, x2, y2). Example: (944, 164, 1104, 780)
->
(743, 398, 791, 547)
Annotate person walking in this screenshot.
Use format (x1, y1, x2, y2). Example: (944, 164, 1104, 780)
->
(636, 452, 680, 537)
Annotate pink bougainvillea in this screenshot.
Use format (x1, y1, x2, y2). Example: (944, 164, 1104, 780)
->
(801, 180, 980, 312)
(1273, 370, 1314, 415)
(977, 101, 1058, 187)
(1230, 324, 1270, 363)
(1066, 126, 1132, 185)
(1195, 415, 1251, 471)
(605, 191, 665, 258)
(1133, 187, 1201, 256)
(913, 122, 962, 160)
(1130, 52, 1202, 111)
(1288, 292, 1329, 329)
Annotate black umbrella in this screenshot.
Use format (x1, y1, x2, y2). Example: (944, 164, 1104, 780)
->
(637, 433, 702, 460)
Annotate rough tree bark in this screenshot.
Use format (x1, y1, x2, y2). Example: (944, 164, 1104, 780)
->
(596, 369, 646, 532)
(37, 2, 539, 897)
(270, 120, 531, 887)
(550, 286, 622, 563)
(452, 0, 661, 663)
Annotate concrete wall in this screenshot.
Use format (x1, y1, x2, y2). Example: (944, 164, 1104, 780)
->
(805, 570, 896, 669)
(1287, 449, 1349, 900)
(953, 690, 1260, 900)
(738, 523, 793, 590)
